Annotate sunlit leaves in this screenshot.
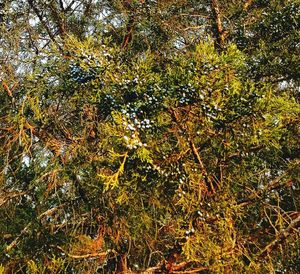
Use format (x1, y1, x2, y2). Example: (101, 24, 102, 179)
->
(0, 31, 299, 273)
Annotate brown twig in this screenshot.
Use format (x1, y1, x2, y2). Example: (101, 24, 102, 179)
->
(0, 191, 27, 207)
(5, 222, 32, 252)
(122, 15, 135, 49)
(190, 139, 215, 193)
(49, 1, 66, 38)
(173, 266, 209, 273)
(54, 245, 110, 259)
(141, 261, 207, 274)
(238, 160, 300, 206)
(168, 107, 215, 193)
(5, 203, 68, 252)
(1, 80, 18, 97)
(257, 214, 300, 259)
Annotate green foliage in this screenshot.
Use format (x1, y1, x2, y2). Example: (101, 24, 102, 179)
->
(0, 1, 299, 273)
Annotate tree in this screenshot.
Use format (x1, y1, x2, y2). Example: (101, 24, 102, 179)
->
(0, 0, 299, 273)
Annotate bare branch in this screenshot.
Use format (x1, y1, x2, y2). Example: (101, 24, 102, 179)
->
(190, 139, 216, 193)
(173, 266, 209, 273)
(169, 107, 215, 193)
(54, 245, 110, 259)
(5, 222, 32, 252)
(257, 214, 300, 259)
(65, 0, 76, 13)
(49, 1, 66, 37)
(141, 261, 208, 274)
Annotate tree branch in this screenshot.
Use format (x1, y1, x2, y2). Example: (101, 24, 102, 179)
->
(210, 0, 226, 49)
(5, 203, 68, 253)
(168, 107, 215, 193)
(122, 15, 135, 49)
(5, 222, 32, 252)
(59, 0, 64, 11)
(257, 214, 300, 259)
(54, 245, 110, 259)
(0, 190, 27, 207)
(142, 261, 208, 273)
(173, 266, 209, 273)
(238, 160, 300, 206)
(49, 2, 66, 38)
(65, 0, 76, 13)
(27, 0, 63, 52)
(189, 139, 215, 193)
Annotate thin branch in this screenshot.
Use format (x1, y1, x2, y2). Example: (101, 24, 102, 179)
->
(177, 25, 205, 31)
(49, 2, 66, 38)
(5, 222, 32, 252)
(122, 16, 135, 49)
(59, 0, 64, 11)
(257, 214, 300, 259)
(189, 140, 207, 177)
(0, 191, 27, 207)
(27, 0, 63, 52)
(178, 13, 209, 18)
(65, 0, 76, 13)
(238, 160, 300, 206)
(5, 203, 68, 253)
(173, 266, 209, 273)
(141, 262, 207, 274)
(190, 139, 215, 193)
(54, 245, 110, 259)
(1, 80, 18, 97)
(168, 107, 215, 193)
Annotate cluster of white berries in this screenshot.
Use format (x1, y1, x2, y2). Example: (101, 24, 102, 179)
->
(200, 101, 224, 122)
(122, 77, 141, 85)
(177, 190, 186, 198)
(121, 109, 155, 131)
(152, 163, 188, 186)
(102, 94, 117, 108)
(201, 63, 219, 75)
(122, 113, 150, 150)
(185, 228, 195, 239)
(68, 48, 113, 85)
(144, 93, 161, 109)
(123, 134, 147, 150)
(178, 84, 197, 105)
(69, 62, 97, 84)
(197, 210, 211, 221)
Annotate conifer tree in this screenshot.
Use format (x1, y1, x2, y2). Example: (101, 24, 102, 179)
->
(0, 0, 299, 273)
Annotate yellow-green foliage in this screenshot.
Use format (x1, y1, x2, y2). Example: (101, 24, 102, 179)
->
(0, 34, 299, 273)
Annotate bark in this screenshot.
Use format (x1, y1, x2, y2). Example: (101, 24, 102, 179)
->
(210, 0, 226, 49)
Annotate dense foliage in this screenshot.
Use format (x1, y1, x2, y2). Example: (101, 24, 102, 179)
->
(0, 0, 299, 273)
